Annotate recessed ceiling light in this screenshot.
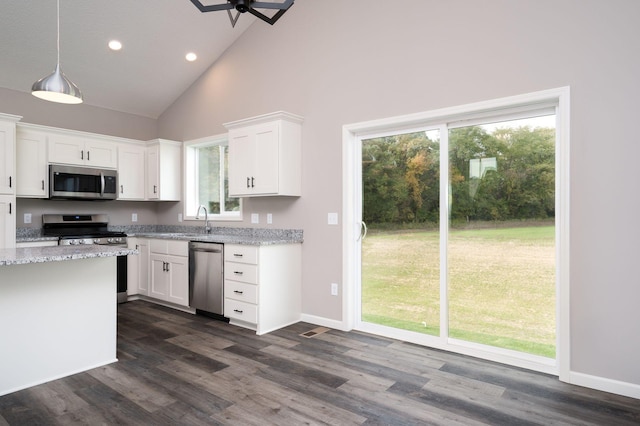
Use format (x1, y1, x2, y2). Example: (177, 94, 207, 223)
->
(108, 40, 122, 51)
(185, 52, 197, 62)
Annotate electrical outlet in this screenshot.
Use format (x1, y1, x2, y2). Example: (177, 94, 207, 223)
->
(178, 213, 183, 222)
(131, 213, 138, 222)
(24, 213, 32, 224)
(331, 283, 339, 296)
(267, 213, 273, 224)
(328, 213, 339, 225)
(251, 213, 259, 224)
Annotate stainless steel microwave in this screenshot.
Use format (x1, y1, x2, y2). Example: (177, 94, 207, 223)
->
(49, 164, 118, 200)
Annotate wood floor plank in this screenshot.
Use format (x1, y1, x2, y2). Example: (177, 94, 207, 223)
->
(261, 343, 396, 392)
(87, 364, 177, 413)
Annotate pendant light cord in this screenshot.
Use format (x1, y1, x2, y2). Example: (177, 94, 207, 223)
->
(56, 0, 60, 65)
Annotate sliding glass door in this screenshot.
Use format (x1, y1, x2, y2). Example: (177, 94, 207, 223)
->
(357, 107, 559, 369)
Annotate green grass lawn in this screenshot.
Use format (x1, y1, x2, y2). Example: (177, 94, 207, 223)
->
(361, 225, 556, 358)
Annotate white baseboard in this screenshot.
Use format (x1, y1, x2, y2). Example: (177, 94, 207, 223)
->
(568, 371, 640, 400)
(300, 313, 350, 332)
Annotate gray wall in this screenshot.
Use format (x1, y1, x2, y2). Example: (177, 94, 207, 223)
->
(158, 0, 640, 387)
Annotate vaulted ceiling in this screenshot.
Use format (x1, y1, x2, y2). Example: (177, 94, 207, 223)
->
(0, 1, 257, 119)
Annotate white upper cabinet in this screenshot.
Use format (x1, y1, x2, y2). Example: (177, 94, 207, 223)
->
(117, 143, 146, 200)
(16, 126, 48, 198)
(0, 116, 18, 195)
(225, 111, 302, 197)
(48, 130, 117, 168)
(146, 139, 181, 201)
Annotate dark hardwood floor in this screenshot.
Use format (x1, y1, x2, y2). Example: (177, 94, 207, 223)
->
(1, 300, 639, 425)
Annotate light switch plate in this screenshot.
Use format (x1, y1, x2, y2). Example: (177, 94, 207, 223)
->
(24, 213, 32, 224)
(132, 213, 138, 222)
(328, 212, 339, 225)
(267, 213, 273, 224)
(251, 213, 259, 224)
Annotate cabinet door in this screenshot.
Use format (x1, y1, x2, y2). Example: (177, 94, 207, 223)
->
(228, 130, 254, 196)
(146, 145, 159, 199)
(138, 241, 149, 295)
(48, 134, 84, 165)
(118, 145, 146, 200)
(85, 139, 117, 168)
(252, 123, 279, 194)
(127, 238, 149, 296)
(149, 254, 169, 299)
(16, 129, 47, 197)
(0, 195, 16, 249)
(127, 239, 140, 296)
(167, 255, 189, 307)
(0, 121, 15, 195)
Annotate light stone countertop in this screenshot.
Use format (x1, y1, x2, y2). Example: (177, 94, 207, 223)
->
(0, 245, 138, 267)
(128, 232, 302, 245)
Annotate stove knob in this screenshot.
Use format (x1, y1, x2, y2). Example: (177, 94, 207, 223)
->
(94, 239, 100, 244)
(107, 238, 114, 243)
(70, 240, 78, 245)
(79, 240, 86, 245)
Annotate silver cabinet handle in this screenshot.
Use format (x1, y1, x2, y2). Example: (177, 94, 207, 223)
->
(120, 185, 124, 194)
(81, 150, 84, 160)
(87, 151, 90, 161)
(41, 180, 45, 190)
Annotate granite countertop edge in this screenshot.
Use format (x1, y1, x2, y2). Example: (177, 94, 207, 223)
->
(0, 246, 138, 267)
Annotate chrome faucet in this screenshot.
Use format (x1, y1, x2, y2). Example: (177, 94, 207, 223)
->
(195, 205, 211, 234)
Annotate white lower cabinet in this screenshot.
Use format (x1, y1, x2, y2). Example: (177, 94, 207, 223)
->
(127, 238, 149, 297)
(224, 243, 301, 335)
(148, 239, 189, 307)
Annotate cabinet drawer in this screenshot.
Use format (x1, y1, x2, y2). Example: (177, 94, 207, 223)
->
(224, 262, 258, 284)
(149, 239, 188, 257)
(224, 281, 258, 304)
(224, 244, 258, 264)
(225, 299, 257, 324)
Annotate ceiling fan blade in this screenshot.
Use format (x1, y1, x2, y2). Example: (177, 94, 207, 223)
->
(247, 6, 289, 25)
(190, 0, 234, 12)
(251, 1, 294, 10)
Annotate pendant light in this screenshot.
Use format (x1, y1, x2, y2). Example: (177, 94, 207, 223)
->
(32, 0, 83, 104)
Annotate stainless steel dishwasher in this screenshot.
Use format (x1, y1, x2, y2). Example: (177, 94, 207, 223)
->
(189, 242, 226, 319)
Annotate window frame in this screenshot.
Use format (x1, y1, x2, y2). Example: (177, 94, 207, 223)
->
(342, 87, 570, 378)
(183, 133, 242, 222)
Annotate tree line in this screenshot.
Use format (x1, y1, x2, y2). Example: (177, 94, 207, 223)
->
(362, 125, 555, 227)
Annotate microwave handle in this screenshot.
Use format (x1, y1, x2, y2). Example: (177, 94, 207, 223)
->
(100, 172, 105, 197)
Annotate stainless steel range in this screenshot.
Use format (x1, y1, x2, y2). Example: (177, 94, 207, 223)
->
(43, 214, 129, 303)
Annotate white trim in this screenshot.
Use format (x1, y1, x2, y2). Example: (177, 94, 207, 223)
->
(300, 313, 351, 332)
(182, 133, 243, 222)
(569, 372, 640, 400)
(342, 87, 570, 377)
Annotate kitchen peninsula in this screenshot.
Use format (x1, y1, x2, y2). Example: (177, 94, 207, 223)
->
(0, 245, 137, 396)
